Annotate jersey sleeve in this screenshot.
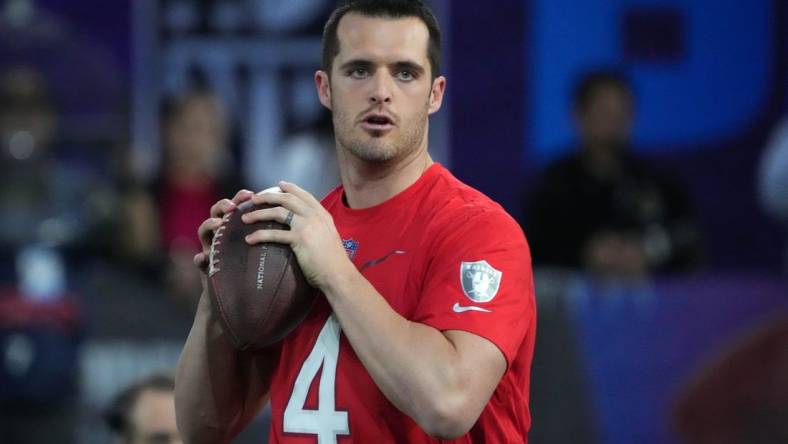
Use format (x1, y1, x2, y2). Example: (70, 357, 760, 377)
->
(412, 206, 535, 367)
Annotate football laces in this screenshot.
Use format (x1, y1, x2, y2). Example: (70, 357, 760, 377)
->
(208, 225, 226, 277)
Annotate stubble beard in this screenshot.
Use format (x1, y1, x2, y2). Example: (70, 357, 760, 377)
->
(332, 99, 429, 164)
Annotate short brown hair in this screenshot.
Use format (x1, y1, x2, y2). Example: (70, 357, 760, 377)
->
(572, 69, 634, 113)
(322, 0, 442, 79)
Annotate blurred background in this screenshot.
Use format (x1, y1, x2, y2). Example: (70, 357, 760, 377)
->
(0, 0, 785, 443)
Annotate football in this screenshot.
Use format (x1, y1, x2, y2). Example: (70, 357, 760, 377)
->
(207, 199, 316, 350)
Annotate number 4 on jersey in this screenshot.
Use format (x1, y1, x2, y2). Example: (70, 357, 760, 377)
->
(284, 314, 350, 443)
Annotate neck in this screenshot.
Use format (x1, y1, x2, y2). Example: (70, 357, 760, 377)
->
(167, 163, 215, 188)
(337, 137, 433, 209)
(582, 142, 624, 179)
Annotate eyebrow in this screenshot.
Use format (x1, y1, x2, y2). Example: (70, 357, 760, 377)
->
(339, 59, 426, 75)
(339, 59, 375, 72)
(392, 61, 426, 75)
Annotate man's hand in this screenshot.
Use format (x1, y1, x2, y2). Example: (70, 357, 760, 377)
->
(583, 231, 648, 280)
(241, 181, 352, 289)
(194, 189, 255, 273)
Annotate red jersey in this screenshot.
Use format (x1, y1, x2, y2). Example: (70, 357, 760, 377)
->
(267, 164, 536, 443)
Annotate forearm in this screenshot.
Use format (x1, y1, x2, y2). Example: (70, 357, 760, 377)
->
(321, 270, 474, 435)
(175, 292, 271, 443)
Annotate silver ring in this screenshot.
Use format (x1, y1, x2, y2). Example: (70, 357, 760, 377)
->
(284, 210, 294, 226)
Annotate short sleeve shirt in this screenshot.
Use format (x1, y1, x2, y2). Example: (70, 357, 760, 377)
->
(267, 164, 536, 443)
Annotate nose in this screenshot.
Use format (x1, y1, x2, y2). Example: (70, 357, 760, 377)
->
(369, 72, 393, 105)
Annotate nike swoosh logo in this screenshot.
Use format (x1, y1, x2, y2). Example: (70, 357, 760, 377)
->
(360, 250, 407, 272)
(452, 302, 492, 313)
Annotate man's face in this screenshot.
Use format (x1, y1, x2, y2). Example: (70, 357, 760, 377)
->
(126, 389, 181, 444)
(0, 68, 56, 161)
(316, 13, 445, 164)
(575, 85, 634, 151)
(165, 95, 226, 177)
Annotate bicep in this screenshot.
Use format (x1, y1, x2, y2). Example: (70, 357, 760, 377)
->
(443, 329, 507, 409)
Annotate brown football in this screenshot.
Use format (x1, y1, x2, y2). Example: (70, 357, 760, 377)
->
(207, 200, 316, 350)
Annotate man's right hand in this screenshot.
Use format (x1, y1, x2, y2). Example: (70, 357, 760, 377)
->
(194, 189, 255, 273)
(177, 190, 275, 444)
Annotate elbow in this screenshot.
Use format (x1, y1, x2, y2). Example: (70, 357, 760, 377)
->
(175, 413, 233, 444)
(416, 394, 478, 440)
(175, 392, 233, 444)
(178, 426, 228, 444)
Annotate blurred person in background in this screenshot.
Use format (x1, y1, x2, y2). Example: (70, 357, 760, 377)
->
(0, 65, 57, 246)
(268, 107, 339, 200)
(105, 373, 182, 444)
(0, 65, 112, 253)
(0, 64, 109, 444)
(525, 69, 701, 280)
(244, 70, 340, 200)
(120, 88, 242, 311)
(757, 115, 788, 272)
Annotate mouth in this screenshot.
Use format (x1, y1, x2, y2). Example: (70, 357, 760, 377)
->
(360, 114, 395, 132)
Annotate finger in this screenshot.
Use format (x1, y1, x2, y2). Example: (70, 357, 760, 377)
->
(231, 189, 254, 205)
(210, 199, 237, 218)
(241, 206, 292, 226)
(245, 229, 295, 246)
(279, 181, 322, 207)
(198, 217, 223, 248)
(251, 190, 310, 216)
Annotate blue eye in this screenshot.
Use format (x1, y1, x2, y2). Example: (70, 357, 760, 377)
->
(397, 71, 415, 82)
(349, 68, 369, 79)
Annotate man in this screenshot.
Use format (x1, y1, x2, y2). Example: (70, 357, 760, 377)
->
(176, 1, 536, 442)
(106, 373, 182, 444)
(526, 70, 700, 279)
(120, 88, 240, 310)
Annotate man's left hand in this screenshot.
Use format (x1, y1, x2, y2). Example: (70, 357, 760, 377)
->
(242, 181, 352, 289)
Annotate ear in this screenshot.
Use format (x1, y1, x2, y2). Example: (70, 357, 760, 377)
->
(315, 70, 332, 110)
(427, 76, 447, 115)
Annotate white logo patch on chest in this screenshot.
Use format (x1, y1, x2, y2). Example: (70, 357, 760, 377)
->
(460, 260, 502, 303)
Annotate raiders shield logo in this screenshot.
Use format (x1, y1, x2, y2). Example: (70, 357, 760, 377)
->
(460, 260, 502, 303)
